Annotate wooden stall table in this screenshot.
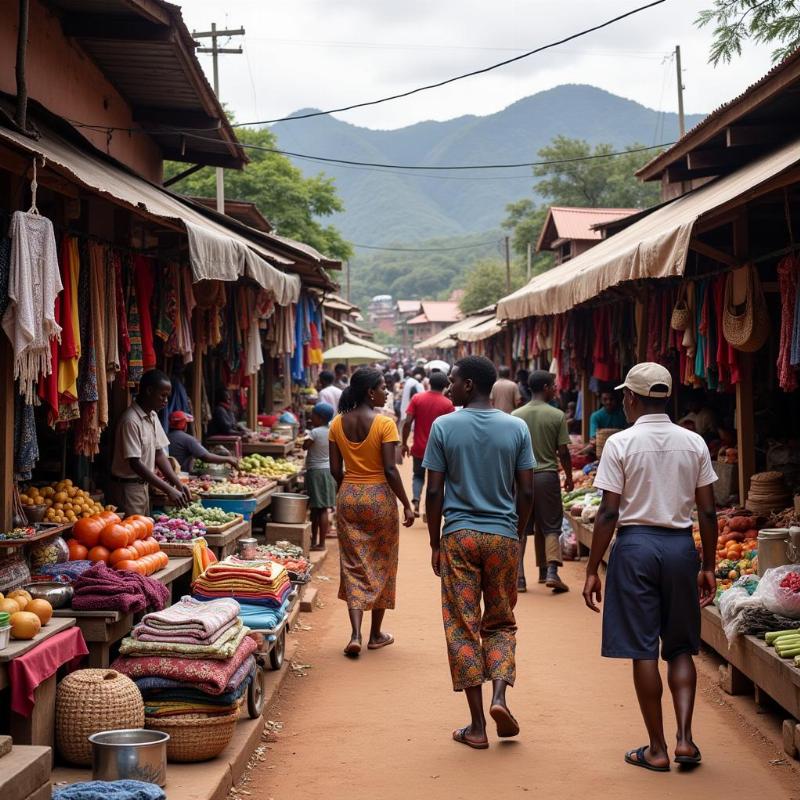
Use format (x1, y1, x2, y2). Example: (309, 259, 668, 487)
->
(241, 440, 293, 458)
(0, 617, 80, 751)
(204, 517, 252, 560)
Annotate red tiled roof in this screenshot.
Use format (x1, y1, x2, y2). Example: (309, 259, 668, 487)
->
(397, 300, 422, 314)
(420, 301, 462, 323)
(537, 207, 640, 252)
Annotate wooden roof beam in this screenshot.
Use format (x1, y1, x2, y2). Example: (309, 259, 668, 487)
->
(726, 124, 797, 147)
(133, 108, 221, 130)
(689, 239, 742, 268)
(160, 147, 243, 169)
(61, 14, 172, 42)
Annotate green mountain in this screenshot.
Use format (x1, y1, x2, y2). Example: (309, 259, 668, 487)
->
(272, 84, 705, 245)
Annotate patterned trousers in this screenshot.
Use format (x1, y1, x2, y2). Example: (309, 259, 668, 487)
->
(440, 530, 518, 691)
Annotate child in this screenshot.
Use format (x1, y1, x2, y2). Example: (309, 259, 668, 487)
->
(303, 402, 337, 551)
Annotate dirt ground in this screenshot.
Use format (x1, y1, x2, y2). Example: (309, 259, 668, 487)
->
(247, 469, 800, 800)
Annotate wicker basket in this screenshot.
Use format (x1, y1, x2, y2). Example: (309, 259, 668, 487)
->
(596, 428, 622, 459)
(56, 669, 145, 765)
(145, 707, 240, 762)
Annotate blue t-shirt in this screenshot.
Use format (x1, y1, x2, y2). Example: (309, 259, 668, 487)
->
(422, 408, 535, 539)
(589, 407, 627, 438)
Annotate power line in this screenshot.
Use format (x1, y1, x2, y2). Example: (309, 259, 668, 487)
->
(230, 0, 668, 126)
(352, 239, 501, 252)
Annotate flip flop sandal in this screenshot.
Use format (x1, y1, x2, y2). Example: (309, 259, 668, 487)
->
(489, 704, 520, 738)
(452, 727, 489, 750)
(625, 746, 670, 772)
(367, 633, 395, 650)
(675, 746, 702, 765)
(343, 640, 362, 657)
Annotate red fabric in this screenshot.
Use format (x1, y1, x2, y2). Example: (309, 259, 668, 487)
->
(712, 275, 739, 386)
(134, 256, 157, 370)
(777, 255, 799, 391)
(58, 237, 78, 374)
(406, 391, 455, 459)
(9, 627, 88, 716)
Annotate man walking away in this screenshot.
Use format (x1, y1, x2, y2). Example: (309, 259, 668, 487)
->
(334, 363, 349, 390)
(317, 370, 342, 411)
(490, 365, 522, 413)
(425, 356, 534, 749)
(582, 363, 718, 772)
(400, 366, 425, 423)
(513, 370, 573, 593)
(401, 371, 455, 517)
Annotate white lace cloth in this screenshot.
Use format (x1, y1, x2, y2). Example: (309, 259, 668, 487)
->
(2, 211, 62, 403)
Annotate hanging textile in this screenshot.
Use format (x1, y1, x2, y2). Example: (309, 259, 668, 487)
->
(105, 250, 120, 381)
(777, 255, 800, 391)
(0, 214, 11, 320)
(173, 264, 196, 364)
(88, 242, 108, 427)
(693, 281, 707, 383)
(134, 255, 157, 371)
(124, 255, 143, 387)
(14, 393, 38, 481)
(56, 236, 81, 423)
(156, 262, 178, 344)
(291, 296, 309, 383)
(2, 211, 63, 404)
(246, 291, 264, 376)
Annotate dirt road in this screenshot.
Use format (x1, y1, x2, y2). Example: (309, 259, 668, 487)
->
(251, 493, 799, 799)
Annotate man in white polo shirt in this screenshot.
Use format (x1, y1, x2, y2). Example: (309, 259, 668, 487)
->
(582, 362, 718, 773)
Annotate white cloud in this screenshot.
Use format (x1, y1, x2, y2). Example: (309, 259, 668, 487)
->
(180, 0, 776, 131)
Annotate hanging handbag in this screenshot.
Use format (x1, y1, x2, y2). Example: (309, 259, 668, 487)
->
(670, 283, 690, 331)
(722, 265, 770, 352)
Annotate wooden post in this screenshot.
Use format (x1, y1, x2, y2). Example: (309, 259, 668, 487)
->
(247, 371, 258, 430)
(736, 354, 755, 503)
(580, 371, 591, 444)
(283, 354, 292, 407)
(504, 326, 513, 370)
(635, 290, 648, 363)
(265, 358, 274, 413)
(191, 324, 203, 442)
(0, 338, 15, 530)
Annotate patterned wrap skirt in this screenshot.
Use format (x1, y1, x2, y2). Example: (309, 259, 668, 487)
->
(336, 482, 399, 610)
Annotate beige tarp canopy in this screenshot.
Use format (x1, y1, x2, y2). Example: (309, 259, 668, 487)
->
(458, 316, 503, 342)
(322, 343, 387, 364)
(0, 123, 301, 304)
(497, 136, 800, 320)
(414, 314, 495, 351)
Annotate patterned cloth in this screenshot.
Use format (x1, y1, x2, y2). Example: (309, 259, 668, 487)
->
(336, 482, 399, 610)
(14, 392, 38, 480)
(120, 621, 248, 659)
(440, 530, 518, 691)
(134, 595, 240, 641)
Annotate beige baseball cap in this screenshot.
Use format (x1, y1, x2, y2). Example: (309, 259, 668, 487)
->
(615, 362, 673, 398)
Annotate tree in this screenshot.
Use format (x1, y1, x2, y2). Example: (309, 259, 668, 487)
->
(697, 1, 800, 65)
(459, 259, 526, 315)
(164, 126, 352, 261)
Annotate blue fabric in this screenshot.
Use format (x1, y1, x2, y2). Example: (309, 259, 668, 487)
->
(422, 408, 535, 539)
(53, 780, 165, 800)
(694, 280, 707, 381)
(159, 375, 190, 431)
(602, 526, 701, 661)
(589, 407, 627, 438)
(236, 599, 290, 630)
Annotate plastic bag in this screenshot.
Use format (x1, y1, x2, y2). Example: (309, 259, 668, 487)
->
(28, 536, 69, 570)
(560, 518, 578, 561)
(753, 564, 800, 618)
(719, 582, 762, 643)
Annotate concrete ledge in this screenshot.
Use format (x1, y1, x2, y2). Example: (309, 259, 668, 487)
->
(300, 586, 318, 613)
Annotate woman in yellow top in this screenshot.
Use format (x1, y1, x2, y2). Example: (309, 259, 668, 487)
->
(329, 368, 415, 657)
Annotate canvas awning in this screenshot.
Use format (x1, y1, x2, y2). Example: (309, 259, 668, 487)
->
(458, 317, 504, 342)
(497, 135, 800, 320)
(0, 119, 301, 303)
(343, 328, 390, 357)
(322, 343, 387, 364)
(414, 314, 495, 351)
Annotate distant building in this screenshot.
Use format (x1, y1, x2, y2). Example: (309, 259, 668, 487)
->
(536, 207, 640, 265)
(406, 301, 463, 345)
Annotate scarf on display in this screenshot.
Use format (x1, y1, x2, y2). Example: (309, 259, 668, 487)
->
(104, 248, 120, 382)
(134, 255, 157, 371)
(74, 241, 99, 456)
(56, 236, 81, 424)
(291, 296, 309, 382)
(778, 255, 800, 391)
(124, 254, 144, 387)
(246, 290, 264, 376)
(113, 251, 130, 386)
(156, 262, 178, 344)
(14, 393, 38, 481)
(2, 211, 63, 405)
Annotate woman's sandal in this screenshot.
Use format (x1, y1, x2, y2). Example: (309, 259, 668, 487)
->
(367, 633, 394, 650)
(624, 746, 670, 772)
(489, 704, 520, 738)
(674, 745, 702, 766)
(452, 727, 489, 750)
(343, 639, 362, 657)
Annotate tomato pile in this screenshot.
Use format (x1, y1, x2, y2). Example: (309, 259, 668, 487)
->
(779, 571, 800, 593)
(68, 512, 168, 576)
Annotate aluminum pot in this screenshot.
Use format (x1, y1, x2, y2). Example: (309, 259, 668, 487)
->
(271, 493, 309, 524)
(757, 529, 790, 577)
(89, 729, 169, 787)
(23, 582, 73, 609)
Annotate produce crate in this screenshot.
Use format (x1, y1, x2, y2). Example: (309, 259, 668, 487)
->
(200, 497, 258, 521)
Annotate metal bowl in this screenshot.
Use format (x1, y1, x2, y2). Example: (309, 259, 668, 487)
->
(23, 582, 73, 609)
(23, 505, 47, 524)
(271, 493, 309, 524)
(89, 729, 169, 787)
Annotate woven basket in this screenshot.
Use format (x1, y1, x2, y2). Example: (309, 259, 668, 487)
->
(722, 266, 770, 352)
(670, 284, 690, 331)
(56, 669, 145, 765)
(145, 707, 240, 762)
(596, 428, 622, 459)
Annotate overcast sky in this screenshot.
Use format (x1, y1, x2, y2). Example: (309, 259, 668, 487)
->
(180, 0, 775, 131)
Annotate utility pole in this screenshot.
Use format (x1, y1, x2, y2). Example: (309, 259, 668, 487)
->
(345, 260, 351, 303)
(193, 23, 245, 213)
(526, 242, 532, 282)
(675, 45, 685, 137)
(505, 236, 511, 293)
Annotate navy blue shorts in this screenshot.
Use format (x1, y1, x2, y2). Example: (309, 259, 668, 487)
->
(602, 526, 701, 661)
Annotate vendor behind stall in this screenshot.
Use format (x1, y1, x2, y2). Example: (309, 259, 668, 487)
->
(208, 389, 249, 437)
(110, 370, 191, 514)
(167, 411, 239, 473)
(679, 390, 717, 438)
(589, 390, 628, 438)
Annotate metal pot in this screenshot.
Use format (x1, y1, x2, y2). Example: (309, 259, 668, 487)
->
(24, 505, 47, 524)
(271, 493, 309, 524)
(89, 729, 169, 787)
(757, 528, 790, 576)
(23, 582, 73, 609)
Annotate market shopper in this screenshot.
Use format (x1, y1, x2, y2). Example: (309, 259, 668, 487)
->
(334, 363, 350, 390)
(329, 368, 415, 657)
(424, 356, 534, 749)
(317, 370, 343, 411)
(490, 365, 522, 413)
(110, 370, 191, 514)
(513, 370, 573, 593)
(167, 411, 239, 472)
(208, 389, 249, 437)
(401, 371, 455, 517)
(303, 402, 338, 551)
(582, 362, 718, 772)
(400, 366, 425, 423)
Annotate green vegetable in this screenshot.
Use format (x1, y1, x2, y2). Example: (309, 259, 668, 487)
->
(776, 645, 800, 658)
(765, 629, 800, 645)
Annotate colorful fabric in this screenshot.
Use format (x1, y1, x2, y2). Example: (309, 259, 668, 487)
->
(778, 255, 799, 390)
(135, 595, 239, 641)
(144, 698, 241, 718)
(72, 561, 169, 613)
(134, 655, 256, 697)
(120, 621, 247, 659)
(31, 559, 93, 583)
(237, 599, 290, 631)
(124, 254, 143, 386)
(112, 636, 257, 695)
(134, 255, 157, 370)
(57, 236, 81, 422)
(336, 482, 399, 610)
(440, 530, 518, 691)
(14, 393, 38, 480)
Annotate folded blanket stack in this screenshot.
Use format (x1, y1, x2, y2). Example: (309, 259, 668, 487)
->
(192, 556, 292, 609)
(112, 596, 255, 719)
(72, 562, 169, 612)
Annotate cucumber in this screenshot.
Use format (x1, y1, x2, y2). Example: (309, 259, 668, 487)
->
(765, 629, 800, 645)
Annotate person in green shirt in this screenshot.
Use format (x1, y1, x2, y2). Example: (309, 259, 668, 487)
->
(512, 371, 573, 593)
(589, 390, 628, 439)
